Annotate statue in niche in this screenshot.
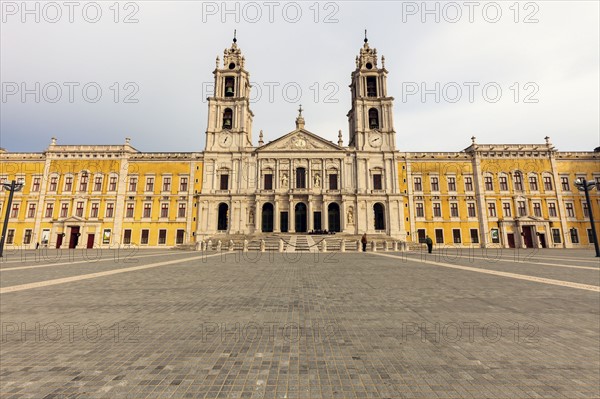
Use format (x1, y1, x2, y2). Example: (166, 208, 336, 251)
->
(249, 209, 255, 225)
(314, 173, 321, 187)
(281, 173, 288, 187)
(347, 207, 354, 224)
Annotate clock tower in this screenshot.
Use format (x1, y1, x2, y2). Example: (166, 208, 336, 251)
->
(205, 32, 254, 152)
(347, 33, 396, 151)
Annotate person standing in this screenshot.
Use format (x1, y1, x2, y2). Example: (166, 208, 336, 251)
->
(425, 235, 433, 254)
(361, 233, 367, 252)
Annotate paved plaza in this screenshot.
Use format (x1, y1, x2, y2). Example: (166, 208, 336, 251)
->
(0, 246, 599, 398)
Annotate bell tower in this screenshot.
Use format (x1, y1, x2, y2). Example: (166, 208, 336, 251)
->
(205, 32, 254, 152)
(347, 32, 396, 151)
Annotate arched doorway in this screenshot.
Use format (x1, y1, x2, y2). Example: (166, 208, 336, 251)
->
(262, 203, 274, 232)
(328, 203, 341, 232)
(217, 203, 229, 231)
(295, 203, 307, 233)
(374, 203, 385, 230)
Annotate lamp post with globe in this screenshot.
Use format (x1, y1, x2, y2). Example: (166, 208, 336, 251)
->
(0, 179, 25, 257)
(574, 177, 599, 257)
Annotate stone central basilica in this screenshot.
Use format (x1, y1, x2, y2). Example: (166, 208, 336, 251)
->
(200, 36, 405, 238)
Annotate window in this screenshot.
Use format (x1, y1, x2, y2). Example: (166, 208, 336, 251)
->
(91, 203, 99, 218)
(329, 174, 338, 190)
(368, 108, 379, 129)
(583, 202, 589, 218)
(126, 203, 134, 218)
(587, 229, 595, 244)
(565, 203, 575, 218)
(533, 203, 542, 217)
(373, 174, 382, 190)
(79, 174, 88, 192)
(64, 176, 73, 192)
(433, 203, 441, 217)
(435, 229, 444, 244)
(10, 204, 19, 218)
(158, 229, 167, 245)
(176, 229, 185, 244)
(222, 108, 233, 129)
(488, 202, 497, 217)
(6, 229, 15, 244)
(467, 202, 476, 217)
(143, 203, 152, 218)
(570, 229, 579, 244)
(415, 203, 424, 217)
(431, 177, 439, 191)
(105, 203, 114, 218)
(465, 177, 473, 191)
(224, 77, 235, 97)
(123, 229, 132, 244)
(484, 176, 494, 191)
(27, 203, 36, 218)
(548, 202, 557, 217)
(145, 177, 154, 192)
(450, 203, 459, 217)
(94, 176, 103, 191)
(179, 177, 188, 192)
(178, 203, 186, 218)
(503, 202, 512, 217)
(220, 174, 229, 190)
(499, 176, 508, 191)
(75, 202, 84, 217)
(543, 176, 553, 191)
(414, 177, 422, 192)
(60, 203, 68, 218)
(296, 168, 306, 189)
(47, 176, 57, 192)
(470, 229, 479, 244)
(560, 177, 570, 191)
(518, 201, 527, 216)
(452, 229, 462, 243)
(24, 229, 32, 244)
(108, 176, 117, 191)
(263, 174, 273, 190)
(552, 228, 561, 244)
(595, 177, 600, 191)
(45, 203, 54, 218)
(162, 177, 171, 192)
(514, 173, 523, 191)
(529, 175, 538, 191)
(161, 203, 169, 218)
(129, 177, 137, 192)
(141, 229, 149, 245)
(366, 76, 377, 97)
(447, 177, 456, 192)
(32, 177, 41, 192)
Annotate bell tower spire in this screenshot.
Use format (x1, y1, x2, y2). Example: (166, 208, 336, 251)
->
(347, 34, 396, 151)
(204, 32, 254, 151)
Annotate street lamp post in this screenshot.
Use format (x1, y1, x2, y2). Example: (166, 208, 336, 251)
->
(0, 180, 25, 257)
(574, 177, 599, 257)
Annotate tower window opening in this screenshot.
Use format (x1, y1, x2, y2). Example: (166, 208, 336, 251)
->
(223, 108, 233, 129)
(368, 108, 379, 129)
(366, 76, 377, 97)
(224, 77, 235, 97)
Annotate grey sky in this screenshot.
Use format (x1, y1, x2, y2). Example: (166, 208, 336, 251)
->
(1, 1, 598, 153)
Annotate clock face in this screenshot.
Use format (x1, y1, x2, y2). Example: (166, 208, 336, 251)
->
(369, 133, 383, 148)
(219, 133, 232, 148)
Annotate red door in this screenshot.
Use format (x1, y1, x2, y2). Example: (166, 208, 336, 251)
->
(522, 226, 533, 248)
(507, 234, 515, 248)
(56, 234, 63, 249)
(69, 227, 80, 249)
(87, 234, 95, 249)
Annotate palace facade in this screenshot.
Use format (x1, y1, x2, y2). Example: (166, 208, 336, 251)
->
(1, 37, 599, 250)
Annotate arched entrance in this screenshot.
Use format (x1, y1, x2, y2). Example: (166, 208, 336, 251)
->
(217, 203, 229, 231)
(374, 203, 385, 230)
(328, 203, 341, 232)
(262, 203, 274, 232)
(295, 203, 307, 233)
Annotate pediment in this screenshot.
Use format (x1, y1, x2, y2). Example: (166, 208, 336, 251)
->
(55, 216, 86, 223)
(257, 129, 342, 152)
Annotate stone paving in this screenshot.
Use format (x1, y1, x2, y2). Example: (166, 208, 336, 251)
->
(0, 247, 599, 398)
